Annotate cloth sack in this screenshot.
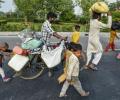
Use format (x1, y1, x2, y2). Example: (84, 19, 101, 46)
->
(13, 46, 28, 55)
(41, 41, 64, 68)
(89, 2, 109, 13)
(21, 39, 43, 50)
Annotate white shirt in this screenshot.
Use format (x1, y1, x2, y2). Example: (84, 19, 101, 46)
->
(67, 54, 79, 80)
(87, 16, 112, 53)
(89, 16, 112, 41)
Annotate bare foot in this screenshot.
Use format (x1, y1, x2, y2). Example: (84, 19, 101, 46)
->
(81, 91, 90, 96)
(59, 94, 67, 98)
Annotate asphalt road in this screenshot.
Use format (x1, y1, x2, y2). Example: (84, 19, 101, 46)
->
(0, 36, 120, 100)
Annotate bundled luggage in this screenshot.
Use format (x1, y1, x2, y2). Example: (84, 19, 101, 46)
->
(89, 2, 109, 13)
(41, 41, 64, 68)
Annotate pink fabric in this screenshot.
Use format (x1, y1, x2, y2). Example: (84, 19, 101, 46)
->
(13, 46, 28, 55)
(117, 53, 120, 59)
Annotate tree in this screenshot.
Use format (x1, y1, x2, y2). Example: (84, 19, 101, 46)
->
(109, 1, 120, 11)
(14, 0, 73, 22)
(0, 0, 4, 8)
(76, 0, 106, 16)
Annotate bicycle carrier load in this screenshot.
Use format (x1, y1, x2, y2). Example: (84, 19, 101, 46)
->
(18, 28, 44, 50)
(41, 41, 64, 68)
(8, 54, 29, 72)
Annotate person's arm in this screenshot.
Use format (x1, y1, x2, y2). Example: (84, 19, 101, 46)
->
(53, 32, 66, 40)
(98, 13, 112, 29)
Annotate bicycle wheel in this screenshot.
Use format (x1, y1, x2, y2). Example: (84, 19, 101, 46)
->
(20, 54, 46, 80)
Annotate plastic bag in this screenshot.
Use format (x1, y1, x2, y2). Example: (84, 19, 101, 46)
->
(89, 2, 109, 13)
(21, 39, 44, 50)
(41, 41, 64, 68)
(18, 28, 34, 43)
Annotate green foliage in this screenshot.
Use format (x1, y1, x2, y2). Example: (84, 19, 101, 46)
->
(0, 22, 90, 32)
(60, 10, 75, 22)
(0, 20, 7, 25)
(112, 11, 120, 21)
(14, 0, 73, 21)
(7, 18, 25, 22)
(109, 1, 120, 11)
(79, 16, 89, 24)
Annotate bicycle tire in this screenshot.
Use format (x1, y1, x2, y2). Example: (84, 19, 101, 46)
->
(20, 54, 46, 80)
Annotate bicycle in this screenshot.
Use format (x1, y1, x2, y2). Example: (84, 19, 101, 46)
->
(17, 41, 65, 80)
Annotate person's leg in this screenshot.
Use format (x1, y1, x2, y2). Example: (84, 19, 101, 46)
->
(0, 67, 5, 78)
(92, 51, 103, 65)
(111, 42, 115, 51)
(48, 69, 54, 77)
(72, 77, 89, 96)
(0, 67, 11, 82)
(90, 42, 103, 70)
(105, 43, 110, 52)
(59, 80, 70, 97)
(80, 43, 93, 71)
(86, 49, 92, 66)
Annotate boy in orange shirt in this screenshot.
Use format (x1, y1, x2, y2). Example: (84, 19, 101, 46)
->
(105, 28, 119, 52)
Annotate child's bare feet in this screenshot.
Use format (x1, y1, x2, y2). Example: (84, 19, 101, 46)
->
(59, 93, 67, 98)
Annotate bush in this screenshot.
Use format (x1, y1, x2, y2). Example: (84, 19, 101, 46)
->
(7, 18, 25, 22)
(112, 11, 120, 21)
(79, 16, 89, 25)
(60, 10, 76, 22)
(0, 20, 7, 25)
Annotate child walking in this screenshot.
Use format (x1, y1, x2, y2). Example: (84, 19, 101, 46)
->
(71, 25, 80, 44)
(59, 42, 89, 97)
(71, 25, 86, 61)
(105, 28, 119, 52)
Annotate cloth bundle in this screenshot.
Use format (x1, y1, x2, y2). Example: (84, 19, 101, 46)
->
(89, 2, 109, 13)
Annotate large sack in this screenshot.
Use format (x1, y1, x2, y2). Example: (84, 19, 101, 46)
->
(41, 41, 64, 68)
(89, 2, 109, 13)
(21, 39, 43, 50)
